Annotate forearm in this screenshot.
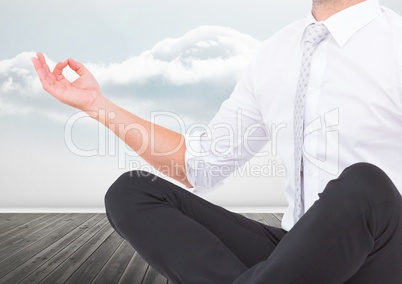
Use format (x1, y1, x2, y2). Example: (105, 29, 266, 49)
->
(31, 54, 192, 186)
(88, 96, 193, 188)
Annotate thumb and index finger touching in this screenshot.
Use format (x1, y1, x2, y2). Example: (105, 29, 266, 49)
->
(31, 52, 91, 81)
(67, 57, 91, 77)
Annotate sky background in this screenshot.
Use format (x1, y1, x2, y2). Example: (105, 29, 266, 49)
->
(1, 0, 401, 212)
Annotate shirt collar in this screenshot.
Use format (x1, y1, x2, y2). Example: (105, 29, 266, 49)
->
(304, 0, 382, 47)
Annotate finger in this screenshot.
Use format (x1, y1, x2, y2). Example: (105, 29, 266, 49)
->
(68, 58, 91, 76)
(36, 52, 51, 74)
(31, 56, 42, 72)
(31, 56, 51, 86)
(32, 54, 47, 75)
(32, 53, 57, 92)
(53, 59, 69, 80)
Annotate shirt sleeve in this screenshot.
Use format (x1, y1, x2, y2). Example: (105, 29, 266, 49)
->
(184, 58, 270, 191)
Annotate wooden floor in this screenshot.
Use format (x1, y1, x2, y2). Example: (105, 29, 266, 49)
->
(0, 213, 283, 284)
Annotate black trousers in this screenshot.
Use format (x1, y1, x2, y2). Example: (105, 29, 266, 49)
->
(105, 163, 402, 283)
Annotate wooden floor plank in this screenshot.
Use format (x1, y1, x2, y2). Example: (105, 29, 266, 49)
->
(0, 213, 83, 277)
(259, 213, 282, 227)
(0, 213, 73, 259)
(244, 213, 266, 223)
(91, 240, 135, 284)
(0, 214, 98, 284)
(142, 266, 168, 284)
(273, 213, 284, 221)
(40, 220, 115, 284)
(0, 213, 63, 245)
(0, 213, 283, 284)
(0, 213, 45, 235)
(0, 213, 23, 227)
(64, 231, 124, 284)
(22, 215, 109, 283)
(118, 252, 149, 284)
(0, 213, 52, 241)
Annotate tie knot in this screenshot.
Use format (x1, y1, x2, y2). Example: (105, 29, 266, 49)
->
(304, 23, 329, 46)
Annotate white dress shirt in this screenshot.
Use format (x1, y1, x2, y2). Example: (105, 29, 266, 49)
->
(185, 0, 402, 231)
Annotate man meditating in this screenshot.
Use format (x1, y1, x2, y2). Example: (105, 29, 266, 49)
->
(32, 0, 402, 283)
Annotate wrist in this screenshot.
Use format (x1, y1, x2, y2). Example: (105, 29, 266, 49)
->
(84, 95, 114, 120)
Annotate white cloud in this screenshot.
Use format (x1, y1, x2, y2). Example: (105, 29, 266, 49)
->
(0, 52, 41, 96)
(91, 26, 260, 88)
(0, 26, 261, 124)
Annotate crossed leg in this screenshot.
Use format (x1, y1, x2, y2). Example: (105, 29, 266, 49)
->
(105, 163, 402, 284)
